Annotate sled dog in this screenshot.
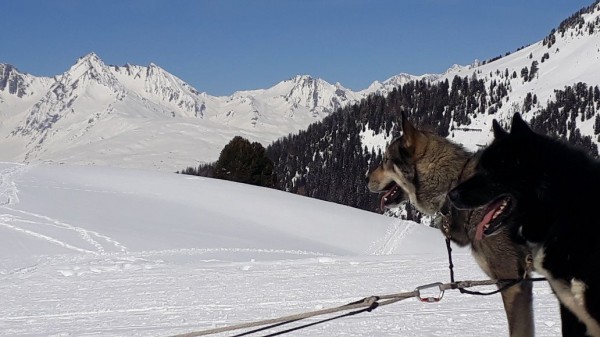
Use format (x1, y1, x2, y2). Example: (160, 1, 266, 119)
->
(367, 114, 534, 337)
(449, 113, 600, 336)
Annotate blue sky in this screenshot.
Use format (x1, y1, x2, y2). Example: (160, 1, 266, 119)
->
(0, 0, 594, 96)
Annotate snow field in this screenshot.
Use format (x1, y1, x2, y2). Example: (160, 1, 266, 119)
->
(0, 163, 562, 336)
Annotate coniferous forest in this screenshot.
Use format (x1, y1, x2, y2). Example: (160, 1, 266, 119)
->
(181, 76, 600, 222)
(268, 81, 599, 218)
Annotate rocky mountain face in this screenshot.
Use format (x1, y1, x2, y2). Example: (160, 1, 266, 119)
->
(0, 64, 33, 98)
(0, 64, 53, 112)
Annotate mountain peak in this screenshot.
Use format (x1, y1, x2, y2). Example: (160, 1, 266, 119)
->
(0, 63, 20, 75)
(146, 62, 169, 77)
(290, 74, 315, 83)
(334, 82, 348, 90)
(61, 52, 123, 91)
(74, 52, 102, 67)
(69, 52, 109, 76)
(0, 64, 28, 97)
(383, 73, 414, 84)
(81, 51, 99, 59)
(148, 62, 161, 69)
(444, 64, 468, 74)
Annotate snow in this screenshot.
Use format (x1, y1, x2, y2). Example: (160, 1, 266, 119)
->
(359, 123, 394, 157)
(0, 54, 424, 172)
(0, 162, 562, 336)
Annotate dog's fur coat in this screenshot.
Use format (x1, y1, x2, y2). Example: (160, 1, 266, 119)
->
(367, 115, 534, 337)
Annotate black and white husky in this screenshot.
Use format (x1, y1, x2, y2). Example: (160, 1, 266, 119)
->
(449, 113, 600, 337)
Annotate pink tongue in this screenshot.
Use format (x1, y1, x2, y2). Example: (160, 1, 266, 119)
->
(380, 188, 395, 212)
(475, 208, 496, 241)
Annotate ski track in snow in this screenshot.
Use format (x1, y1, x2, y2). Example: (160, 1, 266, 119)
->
(368, 220, 415, 255)
(0, 208, 129, 256)
(0, 218, 98, 255)
(0, 164, 128, 255)
(0, 163, 28, 206)
(2, 209, 129, 254)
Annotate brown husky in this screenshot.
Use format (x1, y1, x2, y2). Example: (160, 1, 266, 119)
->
(367, 114, 534, 337)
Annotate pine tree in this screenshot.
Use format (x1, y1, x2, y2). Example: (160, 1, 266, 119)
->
(529, 61, 539, 81)
(213, 136, 277, 188)
(524, 93, 533, 112)
(520, 67, 529, 81)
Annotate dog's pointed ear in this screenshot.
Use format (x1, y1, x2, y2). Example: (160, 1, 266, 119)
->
(401, 112, 417, 146)
(510, 113, 534, 138)
(492, 119, 508, 139)
(400, 111, 409, 131)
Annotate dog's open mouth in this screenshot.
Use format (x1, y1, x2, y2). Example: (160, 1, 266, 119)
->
(379, 182, 403, 211)
(475, 196, 512, 241)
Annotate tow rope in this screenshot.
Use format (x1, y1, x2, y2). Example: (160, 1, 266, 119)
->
(170, 210, 547, 336)
(167, 275, 541, 337)
(444, 237, 546, 296)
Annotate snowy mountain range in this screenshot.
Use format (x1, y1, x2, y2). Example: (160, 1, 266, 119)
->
(0, 53, 433, 171)
(1, 2, 600, 172)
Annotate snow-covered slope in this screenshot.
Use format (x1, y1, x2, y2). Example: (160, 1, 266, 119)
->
(0, 162, 412, 257)
(112, 62, 210, 118)
(440, 3, 600, 150)
(0, 162, 561, 336)
(357, 3, 600, 156)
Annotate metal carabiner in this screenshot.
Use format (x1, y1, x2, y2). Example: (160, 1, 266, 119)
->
(415, 282, 445, 303)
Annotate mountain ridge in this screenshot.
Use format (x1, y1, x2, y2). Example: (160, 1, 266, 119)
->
(0, 52, 425, 170)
